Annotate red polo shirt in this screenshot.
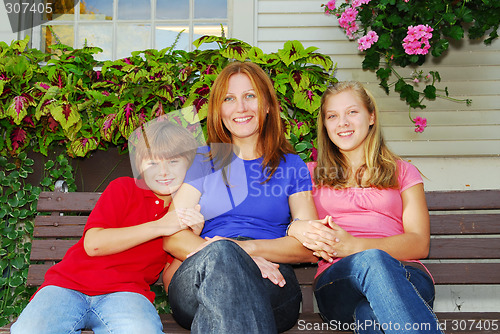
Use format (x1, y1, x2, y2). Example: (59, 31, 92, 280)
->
(37, 177, 173, 303)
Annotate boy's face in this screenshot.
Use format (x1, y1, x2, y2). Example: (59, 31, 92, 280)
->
(140, 156, 190, 201)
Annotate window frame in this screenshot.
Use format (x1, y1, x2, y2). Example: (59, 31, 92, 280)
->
(29, 0, 234, 60)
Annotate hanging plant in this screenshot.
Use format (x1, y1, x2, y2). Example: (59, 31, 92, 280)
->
(321, 0, 499, 132)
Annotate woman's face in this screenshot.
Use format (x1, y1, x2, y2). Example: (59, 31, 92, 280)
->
(220, 73, 261, 145)
(140, 156, 190, 201)
(323, 90, 375, 159)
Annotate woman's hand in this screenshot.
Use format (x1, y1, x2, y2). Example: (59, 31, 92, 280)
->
(252, 256, 286, 287)
(176, 204, 204, 235)
(287, 217, 338, 262)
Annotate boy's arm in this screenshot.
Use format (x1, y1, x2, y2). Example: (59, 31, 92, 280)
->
(83, 178, 204, 257)
(84, 215, 179, 257)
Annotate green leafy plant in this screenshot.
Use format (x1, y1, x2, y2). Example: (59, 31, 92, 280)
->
(0, 153, 76, 326)
(1, 35, 336, 161)
(321, 0, 499, 132)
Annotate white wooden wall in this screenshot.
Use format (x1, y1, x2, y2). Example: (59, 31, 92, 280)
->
(255, 0, 500, 157)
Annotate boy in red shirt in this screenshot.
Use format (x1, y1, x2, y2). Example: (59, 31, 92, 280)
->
(12, 118, 202, 334)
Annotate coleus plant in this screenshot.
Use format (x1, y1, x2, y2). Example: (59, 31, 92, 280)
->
(0, 35, 336, 161)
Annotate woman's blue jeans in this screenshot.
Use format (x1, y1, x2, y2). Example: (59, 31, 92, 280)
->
(168, 240, 302, 334)
(11, 286, 164, 334)
(314, 249, 444, 334)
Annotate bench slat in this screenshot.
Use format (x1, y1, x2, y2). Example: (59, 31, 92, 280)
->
(428, 238, 500, 259)
(425, 263, 500, 284)
(34, 216, 88, 237)
(30, 240, 78, 261)
(37, 192, 101, 212)
(426, 190, 500, 211)
(430, 214, 500, 235)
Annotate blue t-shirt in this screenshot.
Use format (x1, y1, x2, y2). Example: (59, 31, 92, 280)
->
(184, 146, 312, 239)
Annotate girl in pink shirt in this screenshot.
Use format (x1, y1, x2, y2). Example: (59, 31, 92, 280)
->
(288, 81, 443, 334)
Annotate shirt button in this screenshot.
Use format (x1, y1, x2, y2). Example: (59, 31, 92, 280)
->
(155, 200, 160, 204)
(155, 214, 158, 217)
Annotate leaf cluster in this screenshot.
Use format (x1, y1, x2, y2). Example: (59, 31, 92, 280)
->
(0, 153, 76, 326)
(1, 36, 337, 161)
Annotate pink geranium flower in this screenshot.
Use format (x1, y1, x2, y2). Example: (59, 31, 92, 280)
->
(357, 31, 379, 51)
(338, 7, 359, 38)
(403, 25, 433, 55)
(326, 0, 336, 10)
(413, 116, 427, 133)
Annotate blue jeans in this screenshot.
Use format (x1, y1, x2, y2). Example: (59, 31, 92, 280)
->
(11, 286, 164, 334)
(168, 240, 301, 334)
(314, 249, 444, 334)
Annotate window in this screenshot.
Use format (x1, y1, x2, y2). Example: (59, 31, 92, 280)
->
(34, 0, 229, 60)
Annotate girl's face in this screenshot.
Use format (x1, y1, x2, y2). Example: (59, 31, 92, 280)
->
(220, 73, 261, 145)
(140, 156, 190, 202)
(323, 90, 375, 160)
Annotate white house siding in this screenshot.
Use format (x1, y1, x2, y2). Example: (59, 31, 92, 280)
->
(252, 0, 500, 314)
(0, 8, 18, 44)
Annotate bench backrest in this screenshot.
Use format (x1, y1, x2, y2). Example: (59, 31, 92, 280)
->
(28, 189, 500, 314)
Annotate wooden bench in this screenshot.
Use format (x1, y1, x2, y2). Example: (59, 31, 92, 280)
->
(2, 188, 500, 334)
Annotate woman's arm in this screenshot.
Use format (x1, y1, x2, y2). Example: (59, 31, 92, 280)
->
(235, 190, 319, 264)
(163, 258, 183, 293)
(162, 183, 206, 260)
(296, 183, 430, 261)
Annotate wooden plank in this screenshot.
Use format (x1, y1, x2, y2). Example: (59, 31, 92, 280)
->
(430, 214, 500, 235)
(37, 192, 101, 212)
(30, 240, 78, 261)
(428, 238, 500, 259)
(425, 263, 500, 285)
(426, 190, 500, 211)
(27, 264, 54, 286)
(34, 216, 88, 237)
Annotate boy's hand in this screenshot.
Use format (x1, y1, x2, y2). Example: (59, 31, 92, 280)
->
(176, 204, 204, 235)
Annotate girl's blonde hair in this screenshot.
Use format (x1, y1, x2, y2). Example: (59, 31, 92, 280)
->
(314, 81, 400, 188)
(206, 61, 294, 180)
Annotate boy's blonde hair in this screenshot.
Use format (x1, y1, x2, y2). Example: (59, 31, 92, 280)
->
(314, 81, 400, 189)
(131, 119, 198, 176)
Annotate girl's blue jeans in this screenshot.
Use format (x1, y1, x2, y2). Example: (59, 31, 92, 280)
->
(314, 249, 444, 334)
(168, 239, 302, 334)
(11, 286, 163, 334)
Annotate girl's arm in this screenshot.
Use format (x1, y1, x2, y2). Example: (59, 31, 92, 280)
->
(295, 183, 430, 261)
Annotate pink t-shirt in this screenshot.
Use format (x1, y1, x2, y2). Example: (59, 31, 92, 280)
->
(307, 160, 428, 278)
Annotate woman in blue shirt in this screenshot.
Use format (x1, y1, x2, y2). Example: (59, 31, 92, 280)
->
(162, 62, 318, 333)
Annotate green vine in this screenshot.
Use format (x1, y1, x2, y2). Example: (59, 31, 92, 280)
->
(0, 153, 76, 326)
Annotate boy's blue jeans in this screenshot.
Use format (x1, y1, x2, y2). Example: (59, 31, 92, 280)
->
(11, 286, 164, 334)
(314, 249, 444, 334)
(168, 239, 302, 334)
